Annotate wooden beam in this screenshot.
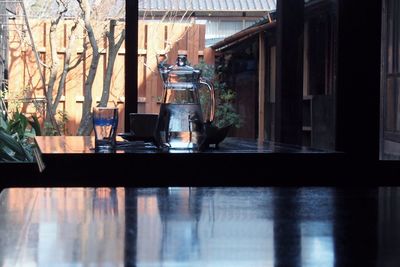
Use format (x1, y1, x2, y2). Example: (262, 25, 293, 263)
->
(258, 32, 266, 143)
(336, 0, 381, 159)
(125, 0, 138, 132)
(212, 21, 276, 51)
(275, 0, 304, 145)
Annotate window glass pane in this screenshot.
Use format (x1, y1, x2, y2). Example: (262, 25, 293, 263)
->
(136, 0, 338, 151)
(137, 2, 267, 132)
(1, 0, 126, 137)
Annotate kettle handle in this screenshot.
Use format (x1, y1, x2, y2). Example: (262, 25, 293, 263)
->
(199, 78, 215, 123)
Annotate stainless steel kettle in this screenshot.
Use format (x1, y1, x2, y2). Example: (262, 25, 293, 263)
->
(155, 54, 215, 149)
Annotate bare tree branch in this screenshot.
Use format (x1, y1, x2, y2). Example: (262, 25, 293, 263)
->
(76, 0, 101, 135)
(68, 34, 90, 71)
(67, 49, 85, 71)
(52, 18, 80, 115)
(44, 0, 68, 133)
(99, 19, 125, 107)
(47, 1, 67, 107)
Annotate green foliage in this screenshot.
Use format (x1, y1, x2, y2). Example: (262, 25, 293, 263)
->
(43, 110, 69, 136)
(0, 87, 40, 161)
(57, 110, 69, 134)
(30, 115, 42, 136)
(0, 128, 32, 162)
(43, 122, 58, 136)
(195, 61, 242, 128)
(7, 109, 37, 140)
(0, 114, 34, 162)
(215, 102, 241, 128)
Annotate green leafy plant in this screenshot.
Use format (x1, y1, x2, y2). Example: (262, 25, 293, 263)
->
(0, 108, 41, 162)
(195, 61, 242, 128)
(7, 109, 37, 140)
(44, 110, 69, 136)
(0, 85, 46, 165)
(0, 128, 32, 162)
(0, 116, 33, 162)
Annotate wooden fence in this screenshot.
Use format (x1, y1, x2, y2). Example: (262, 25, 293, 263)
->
(137, 21, 215, 113)
(7, 19, 214, 135)
(7, 19, 126, 134)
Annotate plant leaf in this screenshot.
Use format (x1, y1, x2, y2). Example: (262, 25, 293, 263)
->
(29, 115, 42, 136)
(0, 128, 29, 161)
(0, 116, 7, 131)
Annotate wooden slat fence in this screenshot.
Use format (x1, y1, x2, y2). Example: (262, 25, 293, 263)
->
(7, 19, 213, 135)
(137, 21, 215, 114)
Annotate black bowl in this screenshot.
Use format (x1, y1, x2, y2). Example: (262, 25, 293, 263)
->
(201, 124, 232, 149)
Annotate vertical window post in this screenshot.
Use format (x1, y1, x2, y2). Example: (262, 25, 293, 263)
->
(275, 0, 304, 145)
(125, 0, 139, 133)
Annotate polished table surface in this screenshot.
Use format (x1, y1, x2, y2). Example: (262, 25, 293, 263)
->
(34, 136, 330, 154)
(29, 136, 342, 187)
(0, 187, 398, 266)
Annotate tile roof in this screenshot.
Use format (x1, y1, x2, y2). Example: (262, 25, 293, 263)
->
(139, 0, 277, 12)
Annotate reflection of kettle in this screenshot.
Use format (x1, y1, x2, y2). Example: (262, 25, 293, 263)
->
(155, 54, 215, 149)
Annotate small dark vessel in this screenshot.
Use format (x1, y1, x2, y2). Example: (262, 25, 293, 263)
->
(200, 123, 232, 150)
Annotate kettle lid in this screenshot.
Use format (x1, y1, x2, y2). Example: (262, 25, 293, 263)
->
(166, 54, 200, 75)
(176, 54, 188, 67)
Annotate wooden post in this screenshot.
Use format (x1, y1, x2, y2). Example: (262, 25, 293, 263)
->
(275, 0, 304, 145)
(336, 0, 381, 159)
(258, 32, 266, 143)
(204, 48, 215, 65)
(125, 0, 138, 132)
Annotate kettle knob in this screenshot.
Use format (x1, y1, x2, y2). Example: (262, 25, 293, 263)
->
(177, 54, 188, 67)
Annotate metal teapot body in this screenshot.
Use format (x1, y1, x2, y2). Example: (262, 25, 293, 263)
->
(155, 54, 215, 149)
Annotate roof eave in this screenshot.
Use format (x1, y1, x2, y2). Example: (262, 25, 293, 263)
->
(211, 20, 276, 51)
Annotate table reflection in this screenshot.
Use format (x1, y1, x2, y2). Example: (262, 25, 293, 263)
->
(0, 187, 381, 267)
(0, 188, 125, 267)
(135, 188, 276, 267)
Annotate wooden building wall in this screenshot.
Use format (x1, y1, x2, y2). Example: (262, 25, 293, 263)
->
(217, 36, 259, 139)
(215, 1, 337, 149)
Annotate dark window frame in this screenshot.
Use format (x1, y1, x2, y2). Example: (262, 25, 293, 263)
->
(124, 0, 138, 133)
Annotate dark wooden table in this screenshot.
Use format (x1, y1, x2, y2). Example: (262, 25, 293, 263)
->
(3, 136, 397, 187)
(34, 136, 330, 154)
(24, 136, 345, 187)
(0, 187, 396, 267)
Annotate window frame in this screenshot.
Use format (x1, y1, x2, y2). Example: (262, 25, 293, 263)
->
(124, 0, 138, 132)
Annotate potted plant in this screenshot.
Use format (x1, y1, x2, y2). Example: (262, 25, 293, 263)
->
(195, 61, 242, 148)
